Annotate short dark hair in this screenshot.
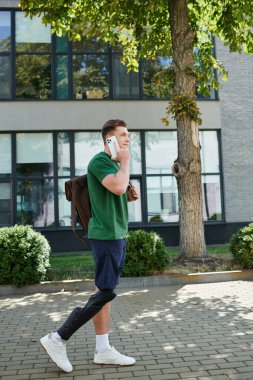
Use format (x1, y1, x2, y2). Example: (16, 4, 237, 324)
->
(101, 119, 127, 144)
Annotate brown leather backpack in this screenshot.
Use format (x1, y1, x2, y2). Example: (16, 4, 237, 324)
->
(65, 175, 92, 245)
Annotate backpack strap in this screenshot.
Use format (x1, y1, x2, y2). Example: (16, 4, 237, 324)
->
(70, 178, 89, 247)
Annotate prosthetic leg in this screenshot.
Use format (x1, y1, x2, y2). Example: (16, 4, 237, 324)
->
(57, 289, 116, 341)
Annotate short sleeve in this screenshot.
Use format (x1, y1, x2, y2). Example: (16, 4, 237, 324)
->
(89, 156, 118, 183)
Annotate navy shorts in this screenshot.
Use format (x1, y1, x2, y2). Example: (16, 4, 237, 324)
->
(89, 239, 126, 290)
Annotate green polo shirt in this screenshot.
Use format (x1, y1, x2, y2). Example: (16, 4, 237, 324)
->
(87, 152, 128, 240)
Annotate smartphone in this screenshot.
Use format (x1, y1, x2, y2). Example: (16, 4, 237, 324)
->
(106, 136, 118, 159)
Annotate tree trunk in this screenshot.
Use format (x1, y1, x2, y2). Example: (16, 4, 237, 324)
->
(168, 0, 207, 259)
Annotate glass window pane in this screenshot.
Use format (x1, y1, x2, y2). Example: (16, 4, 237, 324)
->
(73, 55, 109, 99)
(142, 56, 173, 99)
(145, 131, 177, 174)
(75, 132, 104, 175)
(56, 55, 69, 99)
(56, 35, 68, 53)
(202, 175, 222, 221)
(112, 55, 139, 99)
(129, 132, 142, 174)
(72, 37, 107, 52)
(128, 179, 142, 222)
(0, 11, 11, 52)
(58, 178, 71, 227)
(58, 132, 70, 176)
(0, 56, 11, 99)
(147, 176, 179, 223)
(200, 131, 219, 173)
(0, 134, 11, 176)
(15, 12, 51, 52)
(16, 179, 54, 227)
(0, 182, 11, 226)
(16, 55, 51, 99)
(16, 133, 53, 176)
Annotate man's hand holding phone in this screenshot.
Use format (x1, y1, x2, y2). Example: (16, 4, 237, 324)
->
(106, 136, 130, 163)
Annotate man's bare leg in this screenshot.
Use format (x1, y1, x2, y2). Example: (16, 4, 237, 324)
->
(92, 301, 111, 334)
(92, 298, 111, 354)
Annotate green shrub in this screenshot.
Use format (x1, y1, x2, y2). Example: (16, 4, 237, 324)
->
(122, 229, 170, 277)
(0, 225, 51, 287)
(229, 223, 253, 269)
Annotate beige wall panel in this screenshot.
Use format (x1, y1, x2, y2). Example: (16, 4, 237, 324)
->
(0, 101, 220, 131)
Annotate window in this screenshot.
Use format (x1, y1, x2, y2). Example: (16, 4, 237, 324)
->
(200, 131, 222, 221)
(72, 55, 109, 99)
(0, 133, 12, 226)
(58, 132, 71, 226)
(145, 130, 222, 223)
(55, 36, 69, 99)
(142, 57, 173, 99)
(147, 176, 178, 223)
(0, 133, 12, 176)
(0, 130, 223, 229)
(0, 11, 11, 98)
(15, 12, 51, 99)
(16, 133, 55, 227)
(128, 179, 142, 222)
(16, 133, 53, 176)
(0, 182, 11, 226)
(0, 9, 218, 101)
(74, 132, 104, 175)
(112, 55, 139, 99)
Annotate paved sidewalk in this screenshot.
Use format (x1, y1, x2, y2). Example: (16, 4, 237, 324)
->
(0, 281, 253, 380)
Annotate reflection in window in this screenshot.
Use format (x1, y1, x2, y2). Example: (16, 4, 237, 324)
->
(58, 178, 71, 226)
(17, 179, 54, 227)
(0, 11, 11, 52)
(0, 134, 11, 175)
(16, 55, 51, 99)
(75, 132, 104, 175)
(58, 132, 70, 176)
(147, 176, 179, 223)
(202, 175, 222, 221)
(128, 179, 142, 222)
(56, 35, 68, 53)
(142, 56, 173, 99)
(0, 182, 11, 226)
(16, 133, 53, 176)
(56, 55, 69, 99)
(200, 131, 219, 173)
(15, 12, 51, 52)
(145, 131, 177, 174)
(112, 56, 139, 99)
(73, 55, 109, 99)
(0, 56, 10, 98)
(72, 37, 107, 52)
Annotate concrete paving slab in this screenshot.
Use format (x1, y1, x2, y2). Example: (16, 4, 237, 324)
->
(0, 281, 253, 379)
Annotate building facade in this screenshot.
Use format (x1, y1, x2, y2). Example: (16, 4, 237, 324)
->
(0, 2, 252, 251)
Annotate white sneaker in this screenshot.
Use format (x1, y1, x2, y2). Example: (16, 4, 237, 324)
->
(40, 332, 73, 373)
(94, 346, 136, 366)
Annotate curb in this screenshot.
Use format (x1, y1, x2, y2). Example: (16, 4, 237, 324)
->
(1, 270, 253, 296)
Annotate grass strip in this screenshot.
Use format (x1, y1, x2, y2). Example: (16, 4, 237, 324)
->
(46, 245, 232, 281)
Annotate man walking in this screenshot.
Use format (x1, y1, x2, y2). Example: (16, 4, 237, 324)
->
(40, 119, 140, 372)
